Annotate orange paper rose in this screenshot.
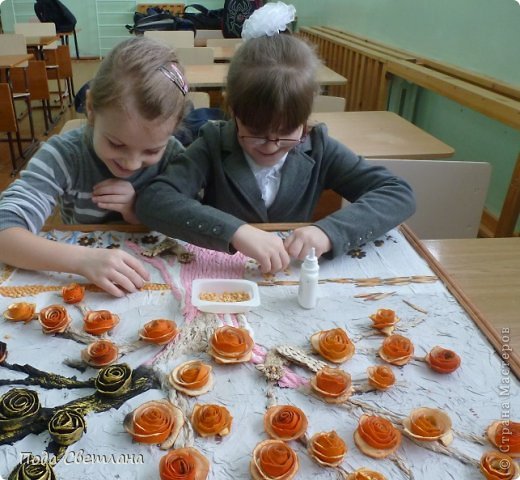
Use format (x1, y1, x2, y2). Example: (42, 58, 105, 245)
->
(191, 403, 232, 437)
(378, 334, 414, 366)
(369, 309, 400, 335)
(311, 366, 353, 403)
(425, 346, 461, 374)
(354, 414, 401, 459)
(83, 310, 119, 335)
(402, 407, 453, 445)
(264, 405, 308, 441)
(209, 325, 254, 363)
(310, 328, 355, 363)
(4, 302, 36, 322)
(124, 399, 184, 447)
(139, 319, 179, 345)
(487, 421, 520, 458)
(251, 439, 299, 480)
(81, 340, 119, 367)
(346, 468, 387, 480)
(169, 360, 214, 396)
(39, 305, 71, 334)
(62, 283, 85, 304)
(308, 431, 347, 467)
(159, 447, 210, 480)
(480, 451, 519, 480)
(367, 365, 396, 391)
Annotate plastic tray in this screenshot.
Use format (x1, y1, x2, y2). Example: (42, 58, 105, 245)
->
(191, 278, 260, 314)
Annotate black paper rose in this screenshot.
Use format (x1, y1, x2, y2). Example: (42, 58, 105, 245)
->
(95, 363, 132, 397)
(0, 388, 41, 432)
(0, 341, 7, 363)
(8, 457, 56, 480)
(48, 409, 86, 446)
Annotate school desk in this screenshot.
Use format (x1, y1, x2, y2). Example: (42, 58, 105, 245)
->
(210, 46, 235, 62)
(25, 35, 60, 60)
(424, 237, 520, 360)
(0, 54, 34, 85)
(184, 63, 348, 88)
(0, 224, 517, 479)
(310, 111, 455, 159)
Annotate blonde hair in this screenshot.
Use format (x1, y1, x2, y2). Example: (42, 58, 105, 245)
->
(89, 37, 186, 124)
(226, 34, 320, 133)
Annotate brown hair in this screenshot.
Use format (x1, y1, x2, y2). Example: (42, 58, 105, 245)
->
(226, 34, 321, 133)
(89, 37, 186, 124)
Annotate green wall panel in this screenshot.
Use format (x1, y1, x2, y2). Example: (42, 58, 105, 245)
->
(290, 0, 520, 230)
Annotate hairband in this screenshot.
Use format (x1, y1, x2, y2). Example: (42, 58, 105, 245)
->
(158, 63, 189, 96)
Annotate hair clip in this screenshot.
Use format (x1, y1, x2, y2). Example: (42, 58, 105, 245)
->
(158, 63, 189, 96)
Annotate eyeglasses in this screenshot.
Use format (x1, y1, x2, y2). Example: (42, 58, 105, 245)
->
(235, 119, 306, 148)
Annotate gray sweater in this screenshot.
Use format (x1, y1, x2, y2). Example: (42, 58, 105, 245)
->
(136, 120, 416, 258)
(0, 127, 185, 233)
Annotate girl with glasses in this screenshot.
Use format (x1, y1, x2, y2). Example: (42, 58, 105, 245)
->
(136, 4, 415, 274)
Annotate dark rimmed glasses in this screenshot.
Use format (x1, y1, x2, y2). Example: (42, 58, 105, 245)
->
(235, 119, 307, 148)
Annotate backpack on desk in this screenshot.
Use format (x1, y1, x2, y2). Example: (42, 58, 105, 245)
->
(126, 7, 196, 35)
(222, 0, 263, 38)
(183, 4, 224, 30)
(34, 0, 77, 33)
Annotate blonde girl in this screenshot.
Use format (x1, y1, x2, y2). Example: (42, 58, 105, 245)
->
(0, 37, 188, 296)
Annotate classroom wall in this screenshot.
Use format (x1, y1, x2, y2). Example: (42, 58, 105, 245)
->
(290, 0, 520, 230)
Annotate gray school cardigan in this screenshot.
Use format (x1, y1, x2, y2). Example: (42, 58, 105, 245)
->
(0, 127, 185, 233)
(136, 120, 416, 258)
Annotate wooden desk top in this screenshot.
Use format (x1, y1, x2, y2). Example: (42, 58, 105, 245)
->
(423, 238, 520, 357)
(0, 53, 34, 68)
(310, 110, 454, 158)
(25, 35, 59, 47)
(184, 63, 348, 88)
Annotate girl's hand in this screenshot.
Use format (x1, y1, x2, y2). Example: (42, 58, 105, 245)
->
(92, 179, 139, 224)
(76, 247, 150, 297)
(231, 224, 290, 273)
(284, 226, 332, 261)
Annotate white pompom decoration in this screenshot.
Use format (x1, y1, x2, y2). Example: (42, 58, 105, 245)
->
(241, 2, 296, 40)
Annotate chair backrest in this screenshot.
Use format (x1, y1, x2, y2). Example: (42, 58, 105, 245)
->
(175, 47, 214, 65)
(144, 30, 195, 48)
(26, 60, 51, 101)
(186, 91, 210, 109)
(312, 95, 346, 112)
(361, 159, 492, 238)
(45, 44, 72, 78)
(206, 38, 243, 47)
(0, 34, 27, 55)
(194, 29, 224, 46)
(0, 83, 18, 133)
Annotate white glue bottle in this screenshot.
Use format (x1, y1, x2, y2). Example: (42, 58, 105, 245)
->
(298, 247, 319, 309)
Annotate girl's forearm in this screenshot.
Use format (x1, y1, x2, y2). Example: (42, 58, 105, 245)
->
(0, 227, 86, 274)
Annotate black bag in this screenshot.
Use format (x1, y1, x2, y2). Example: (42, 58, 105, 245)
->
(182, 4, 224, 30)
(126, 9, 196, 35)
(222, 0, 261, 38)
(175, 107, 226, 146)
(34, 0, 77, 33)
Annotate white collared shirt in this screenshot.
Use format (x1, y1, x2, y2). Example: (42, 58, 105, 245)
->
(244, 152, 288, 208)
